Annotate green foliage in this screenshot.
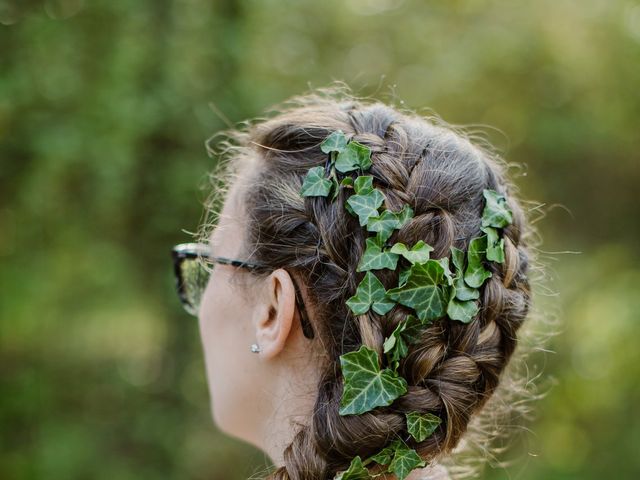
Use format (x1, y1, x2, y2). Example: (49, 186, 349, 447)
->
(335, 140, 373, 173)
(357, 236, 400, 272)
(446, 294, 479, 323)
(406, 412, 442, 442)
(482, 189, 513, 228)
(300, 166, 333, 197)
(338, 345, 408, 416)
(365, 438, 427, 480)
(450, 246, 480, 301)
(383, 314, 423, 370)
(346, 271, 395, 315)
(321, 130, 349, 154)
(389, 240, 434, 264)
(334, 456, 372, 480)
(346, 184, 385, 226)
(386, 260, 451, 324)
(464, 235, 492, 288)
(482, 225, 505, 263)
(386, 440, 428, 480)
(366, 204, 414, 243)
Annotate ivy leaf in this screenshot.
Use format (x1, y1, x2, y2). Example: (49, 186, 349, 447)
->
(334, 456, 372, 480)
(464, 235, 492, 288)
(386, 260, 451, 324)
(387, 440, 427, 480)
(383, 314, 423, 369)
(398, 267, 411, 287)
(450, 246, 465, 273)
(453, 276, 479, 301)
(330, 175, 340, 201)
(366, 205, 415, 243)
(341, 176, 355, 189)
(389, 240, 434, 264)
(338, 345, 408, 416)
(447, 294, 479, 323)
(354, 175, 374, 194)
(482, 189, 513, 228)
(335, 140, 373, 173)
(406, 412, 442, 442)
(436, 256, 455, 286)
(395, 204, 414, 229)
(300, 166, 332, 197)
(449, 246, 480, 300)
(366, 440, 399, 466)
(347, 188, 385, 226)
(357, 236, 400, 272)
(481, 225, 505, 263)
(321, 130, 349, 154)
(346, 271, 395, 316)
(367, 210, 402, 243)
(345, 200, 356, 216)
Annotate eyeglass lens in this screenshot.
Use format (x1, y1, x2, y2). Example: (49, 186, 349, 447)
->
(178, 257, 212, 315)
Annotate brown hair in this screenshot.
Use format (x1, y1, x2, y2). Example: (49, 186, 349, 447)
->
(198, 84, 552, 480)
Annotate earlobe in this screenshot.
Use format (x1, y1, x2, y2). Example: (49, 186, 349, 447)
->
(253, 269, 296, 360)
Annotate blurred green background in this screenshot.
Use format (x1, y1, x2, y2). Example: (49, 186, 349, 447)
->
(1, 0, 638, 479)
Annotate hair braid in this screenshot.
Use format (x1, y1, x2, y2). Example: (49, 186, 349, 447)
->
(205, 87, 541, 480)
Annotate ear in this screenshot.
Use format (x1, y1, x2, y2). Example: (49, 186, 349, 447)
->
(253, 269, 297, 360)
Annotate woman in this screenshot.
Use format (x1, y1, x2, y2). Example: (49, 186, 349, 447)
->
(172, 86, 539, 480)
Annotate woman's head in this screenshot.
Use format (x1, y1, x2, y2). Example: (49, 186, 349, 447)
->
(196, 86, 536, 479)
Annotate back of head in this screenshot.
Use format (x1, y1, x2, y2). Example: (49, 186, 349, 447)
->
(202, 86, 537, 480)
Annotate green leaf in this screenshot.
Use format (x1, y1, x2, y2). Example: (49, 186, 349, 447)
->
(481, 225, 505, 263)
(386, 260, 450, 324)
(389, 240, 434, 264)
(354, 175, 374, 194)
(334, 456, 372, 480)
(395, 204, 414, 228)
(346, 188, 385, 226)
(366, 441, 398, 466)
(398, 267, 411, 287)
(406, 412, 442, 442)
(335, 140, 373, 173)
(346, 271, 395, 316)
(357, 237, 400, 272)
(482, 189, 513, 228)
(383, 314, 423, 368)
(436, 256, 455, 286)
(341, 176, 355, 188)
(453, 276, 479, 301)
(447, 294, 479, 323)
(387, 440, 427, 480)
(450, 246, 465, 272)
(464, 235, 492, 288)
(321, 130, 349, 154)
(345, 200, 356, 216)
(330, 176, 340, 201)
(366, 204, 415, 243)
(300, 166, 332, 197)
(367, 210, 401, 243)
(338, 345, 408, 415)
(449, 246, 479, 300)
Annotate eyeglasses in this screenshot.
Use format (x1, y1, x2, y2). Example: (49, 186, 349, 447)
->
(171, 243, 315, 340)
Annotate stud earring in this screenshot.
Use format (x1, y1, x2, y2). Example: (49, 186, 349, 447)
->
(250, 343, 261, 353)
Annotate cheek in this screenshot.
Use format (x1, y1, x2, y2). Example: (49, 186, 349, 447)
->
(197, 273, 255, 426)
(199, 272, 240, 370)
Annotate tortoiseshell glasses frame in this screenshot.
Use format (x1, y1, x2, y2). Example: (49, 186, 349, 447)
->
(171, 243, 315, 340)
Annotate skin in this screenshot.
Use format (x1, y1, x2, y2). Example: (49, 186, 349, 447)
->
(196, 169, 444, 480)
(197, 172, 324, 468)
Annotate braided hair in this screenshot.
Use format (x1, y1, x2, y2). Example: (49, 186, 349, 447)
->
(199, 86, 545, 480)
